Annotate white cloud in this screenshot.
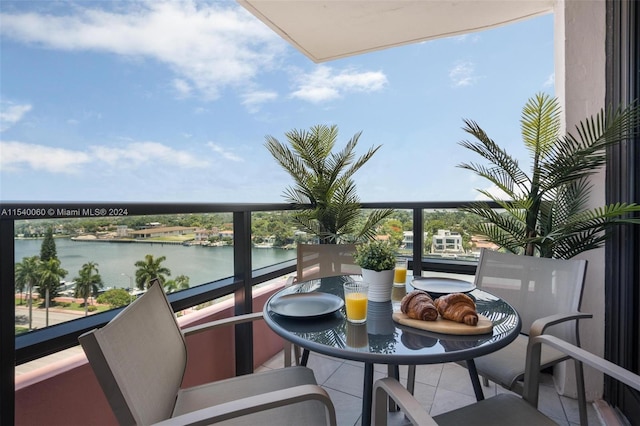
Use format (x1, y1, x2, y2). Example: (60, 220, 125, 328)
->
(241, 90, 278, 113)
(0, 102, 32, 131)
(173, 78, 192, 97)
(543, 73, 555, 88)
(0, 1, 285, 100)
(0, 140, 209, 173)
(91, 141, 209, 168)
(206, 142, 243, 162)
(449, 61, 478, 87)
(0, 141, 91, 173)
(291, 66, 388, 103)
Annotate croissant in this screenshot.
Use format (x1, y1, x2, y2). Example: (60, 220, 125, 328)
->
(400, 290, 438, 321)
(434, 293, 478, 326)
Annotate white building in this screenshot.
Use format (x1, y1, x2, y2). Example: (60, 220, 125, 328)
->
(431, 229, 464, 254)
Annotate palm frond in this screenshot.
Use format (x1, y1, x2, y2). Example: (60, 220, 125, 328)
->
(520, 92, 561, 159)
(459, 120, 529, 187)
(472, 222, 525, 254)
(461, 203, 528, 241)
(458, 92, 640, 258)
(355, 208, 395, 242)
(577, 100, 640, 150)
(546, 230, 608, 259)
(266, 125, 394, 243)
(543, 179, 592, 231)
(542, 102, 640, 191)
(458, 120, 531, 202)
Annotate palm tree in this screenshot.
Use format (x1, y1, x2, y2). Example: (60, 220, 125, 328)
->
(38, 258, 68, 327)
(15, 256, 41, 330)
(265, 124, 393, 244)
(134, 254, 171, 290)
(458, 92, 640, 258)
(164, 274, 190, 293)
(74, 262, 104, 316)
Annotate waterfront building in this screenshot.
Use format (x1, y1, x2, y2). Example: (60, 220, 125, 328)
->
(431, 229, 464, 255)
(127, 226, 198, 239)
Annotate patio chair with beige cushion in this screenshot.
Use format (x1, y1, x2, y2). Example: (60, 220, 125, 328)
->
(284, 243, 361, 366)
(297, 243, 361, 281)
(79, 279, 336, 426)
(407, 248, 591, 424)
(373, 334, 639, 425)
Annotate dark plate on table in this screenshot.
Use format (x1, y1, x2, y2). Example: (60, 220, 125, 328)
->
(411, 277, 476, 297)
(270, 293, 344, 318)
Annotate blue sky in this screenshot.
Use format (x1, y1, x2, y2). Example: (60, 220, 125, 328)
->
(0, 1, 554, 203)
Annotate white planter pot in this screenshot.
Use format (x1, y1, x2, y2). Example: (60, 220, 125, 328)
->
(361, 268, 394, 302)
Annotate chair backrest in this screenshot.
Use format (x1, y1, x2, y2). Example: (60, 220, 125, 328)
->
(474, 249, 587, 342)
(79, 280, 187, 425)
(297, 243, 361, 281)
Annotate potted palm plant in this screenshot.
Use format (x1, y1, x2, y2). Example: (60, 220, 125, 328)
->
(265, 124, 394, 244)
(353, 240, 396, 301)
(458, 92, 640, 259)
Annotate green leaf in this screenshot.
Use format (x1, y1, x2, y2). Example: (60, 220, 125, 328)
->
(458, 93, 640, 258)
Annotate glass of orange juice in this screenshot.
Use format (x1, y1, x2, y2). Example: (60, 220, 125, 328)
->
(394, 258, 408, 284)
(343, 282, 369, 323)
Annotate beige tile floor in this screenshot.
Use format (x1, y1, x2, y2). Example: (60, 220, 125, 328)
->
(258, 350, 603, 426)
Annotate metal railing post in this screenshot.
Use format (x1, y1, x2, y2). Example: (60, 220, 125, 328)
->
(1, 219, 15, 425)
(412, 208, 424, 274)
(233, 210, 253, 375)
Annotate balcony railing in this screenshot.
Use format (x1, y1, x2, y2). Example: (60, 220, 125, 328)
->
(1, 200, 494, 424)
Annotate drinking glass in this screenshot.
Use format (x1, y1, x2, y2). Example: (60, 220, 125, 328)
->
(343, 282, 369, 323)
(394, 258, 408, 284)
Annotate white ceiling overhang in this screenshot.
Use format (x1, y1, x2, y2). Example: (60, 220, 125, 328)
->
(238, 0, 555, 63)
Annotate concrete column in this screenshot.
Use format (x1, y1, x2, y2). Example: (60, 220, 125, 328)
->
(554, 0, 606, 400)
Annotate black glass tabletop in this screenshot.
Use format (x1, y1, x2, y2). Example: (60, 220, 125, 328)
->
(264, 275, 521, 365)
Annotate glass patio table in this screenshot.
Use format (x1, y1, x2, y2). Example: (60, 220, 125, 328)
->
(263, 275, 521, 426)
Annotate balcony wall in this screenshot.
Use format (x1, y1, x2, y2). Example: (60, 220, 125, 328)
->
(14, 281, 287, 426)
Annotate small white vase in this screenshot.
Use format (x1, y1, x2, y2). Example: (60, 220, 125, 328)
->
(361, 268, 394, 302)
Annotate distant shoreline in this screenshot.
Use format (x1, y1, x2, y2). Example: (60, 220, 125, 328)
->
(70, 237, 187, 245)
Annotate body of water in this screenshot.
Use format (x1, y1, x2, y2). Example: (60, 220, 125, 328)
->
(14, 238, 296, 289)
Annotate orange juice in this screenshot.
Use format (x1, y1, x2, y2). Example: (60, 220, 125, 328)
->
(394, 267, 407, 283)
(345, 292, 368, 323)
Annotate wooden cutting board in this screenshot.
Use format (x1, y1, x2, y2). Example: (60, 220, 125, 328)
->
(392, 312, 493, 335)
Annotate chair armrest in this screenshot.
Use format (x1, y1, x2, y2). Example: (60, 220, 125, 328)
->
(529, 312, 592, 337)
(373, 377, 438, 426)
(181, 312, 264, 337)
(524, 334, 640, 409)
(152, 384, 336, 426)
